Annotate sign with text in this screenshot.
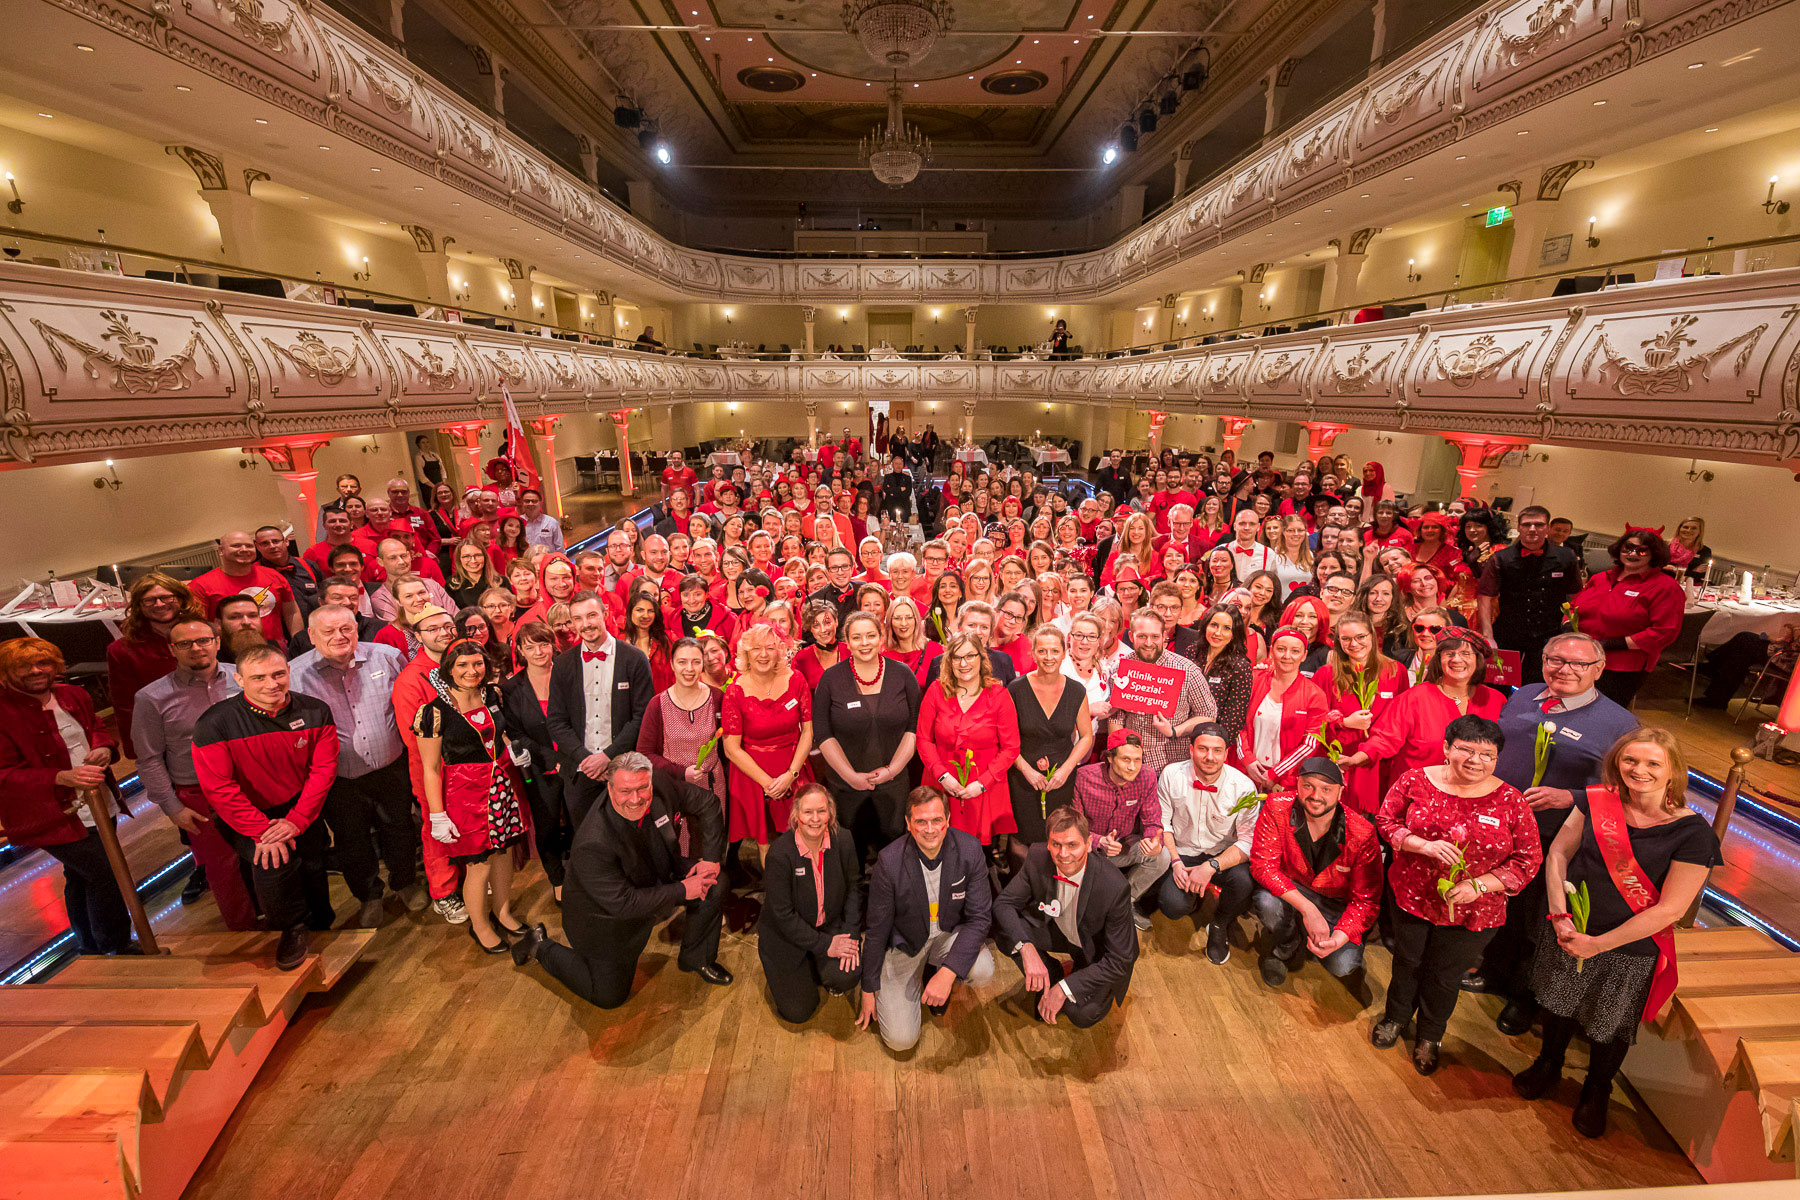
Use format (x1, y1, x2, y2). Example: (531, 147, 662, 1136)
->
(1110, 657, 1185, 718)
(1488, 649, 1522, 687)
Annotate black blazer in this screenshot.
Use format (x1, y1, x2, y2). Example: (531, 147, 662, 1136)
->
(1168, 624, 1202, 664)
(861, 829, 991, 992)
(500, 670, 557, 775)
(759, 824, 863, 956)
(562, 766, 727, 950)
(922, 648, 1018, 686)
(993, 845, 1137, 1010)
(545, 639, 653, 767)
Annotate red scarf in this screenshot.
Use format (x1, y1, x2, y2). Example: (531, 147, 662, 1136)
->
(1586, 785, 1679, 1024)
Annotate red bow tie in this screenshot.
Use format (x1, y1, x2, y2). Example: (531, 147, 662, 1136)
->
(582, 647, 609, 664)
(1192, 782, 1218, 793)
(1054, 874, 1081, 888)
(1520, 547, 1544, 557)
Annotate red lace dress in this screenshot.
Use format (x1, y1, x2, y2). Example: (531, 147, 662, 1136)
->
(721, 671, 814, 843)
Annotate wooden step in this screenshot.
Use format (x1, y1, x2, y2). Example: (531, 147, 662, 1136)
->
(1724, 1039, 1800, 1161)
(1661, 993, 1800, 1074)
(0, 988, 262, 1062)
(51, 955, 322, 1021)
(1672, 956, 1800, 999)
(154, 929, 377, 990)
(0, 1136, 136, 1200)
(0, 1023, 204, 1111)
(1677, 927, 1787, 960)
(0, 1072, 152, 1187)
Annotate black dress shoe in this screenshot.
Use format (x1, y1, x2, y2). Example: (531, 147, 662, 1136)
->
(467, 919, 509, 955)
(1511, 1055, 1564, 1100)
(1370, 1019, 1403, 1048)
(276, 927, 309, 971)
(1258, 955, 1288, 987)
(181, 865, 209, 905)
(683, 962, 733, 986)
(1496, 999, 1536, 1036)
(1573, 1087, 1610, 1138)
(1412, 1039, 1442, 1076)
(510, 923, 547, 967)
(494, 911, 527, 938)
(1458, 970, 1491, 994)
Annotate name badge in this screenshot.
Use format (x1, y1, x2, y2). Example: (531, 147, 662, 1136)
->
(1550, 572, 1564, 578)
(1478, 814, 1501, 827)
(289, 719, 304, 730)
(1624, 590, 1640, 597)
(785, 698, 798, 710)
(654, 814, 671, 828)
(794, 868, 807, 876)
(1126, 799, 1138, 806)
(847, 700, 862, 709)
(1378, 691, 1393, 699)
(371, 670, 386, 681)
(950, 891, 966, 900)
(619, 681, 630, 690)
(1562, 728, 1583, 741)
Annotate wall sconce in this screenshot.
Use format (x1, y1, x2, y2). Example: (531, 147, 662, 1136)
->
(723, 307, 734, 324)
(1406, 258, 1423, 284)
(930, 309, 941, 323)
(839, 308, 850, 323)
(1585, 216, 1600, 249)
(93, 458, 122, 491)
(1764, 176, 1790, 216)
(450, 277, 470, 303)
(3, 170, 21, 216)
(352, 256, 372, 282)
(1685, 458, 1715, 483)
(361, 437, 382, 454)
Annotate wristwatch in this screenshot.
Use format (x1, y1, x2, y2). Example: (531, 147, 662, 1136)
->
(1204, 855, 1221, 873)
(1472, 877, 1489, 896)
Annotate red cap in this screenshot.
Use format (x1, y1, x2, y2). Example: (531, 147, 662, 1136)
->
(1106, 729, 1141, 752)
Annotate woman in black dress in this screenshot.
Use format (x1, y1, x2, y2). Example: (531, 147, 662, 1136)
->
(499, 620, 566, 900)
(1194, 603, 1253, 744)
(757, 783, 864, 1023)
(812, 610, 922, 856)
(1006, 625, 1093, 865)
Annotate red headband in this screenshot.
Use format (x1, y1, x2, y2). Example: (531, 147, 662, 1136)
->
(1625, 524, 1665, 537)
(1269, 625, 1310, 648)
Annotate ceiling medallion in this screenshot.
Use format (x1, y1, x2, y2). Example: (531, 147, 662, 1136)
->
(860, 79, 931, 189)
(980, 68, 1047, 96)
(737, 65, 806, 93)
(841, 0, 955, 69)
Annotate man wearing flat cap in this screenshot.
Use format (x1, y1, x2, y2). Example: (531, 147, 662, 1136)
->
(1246, 756, 1384, 987)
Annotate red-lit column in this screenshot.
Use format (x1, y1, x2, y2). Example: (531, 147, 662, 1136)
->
(253, 437, 333, 549)
(528, 415, 565, 518)
(1302, 421, 1350, 462)
(1219, 416, 1253, 457)
(1438, 432, 1527, 498)
(610, 409, 636, 496)
(1146, 410, 1168, 458)
(442, 421, 489, 491)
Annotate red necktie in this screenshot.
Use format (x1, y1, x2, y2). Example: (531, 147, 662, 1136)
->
(582, 647, 609, 664)
(1054, 874, 1080, 888)
(1539, 693, 1559, 714)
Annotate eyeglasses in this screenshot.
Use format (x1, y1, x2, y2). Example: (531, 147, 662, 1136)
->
(1544, 655, 1601, 670)
(170, 636, 218, 650)
(1411, 621, 1446, 634)
(1449, 745, 1497, 763)
(1322, 585, 1355, 597)
(951, 652, 982, 663)
(1619, 544, 1650, 555)
(141, 594, 181, 606)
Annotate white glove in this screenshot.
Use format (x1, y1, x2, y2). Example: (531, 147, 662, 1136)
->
(429, 812, 460, 843)
(507, 739, 531, 768)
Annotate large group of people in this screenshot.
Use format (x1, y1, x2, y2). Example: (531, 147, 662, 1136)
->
(0, 436, 1731, 1141)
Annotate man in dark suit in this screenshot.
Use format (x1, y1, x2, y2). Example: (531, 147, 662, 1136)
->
(856, 787, 995, 1052)
(1094, 451, 1132, 507)
(546, 591, 653, 835)
(808, 547, 860, 624)
(509, 752, 730, 1005)
(921, 601, 1018, 684)
(994, 806, 1138, 1027)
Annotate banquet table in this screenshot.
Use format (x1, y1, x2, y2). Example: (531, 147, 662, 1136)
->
(953, 448, 988, 465)
(1030, 445, 1072, 468)
(1688, 596, 1800, 646)
(709, 451, 742, 469)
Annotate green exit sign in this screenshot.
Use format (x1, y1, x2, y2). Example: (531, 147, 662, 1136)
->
(1485, 205, 1512, 227)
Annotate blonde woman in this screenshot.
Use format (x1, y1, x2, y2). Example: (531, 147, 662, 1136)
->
(964, 556, 997, 606)
(1105, 513, 1157, 586)
(1272, 514, 1315, 596)
(916, 631, 1020, 846)
(722, 623, 814, 861)
(884, 595, 941, 684)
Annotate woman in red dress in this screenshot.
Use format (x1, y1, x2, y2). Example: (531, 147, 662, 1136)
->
(883, 597, 942, 685)
(1568, 527, 1685, 707)
(1313, 612, 1410, 815)
(415, 640, 530, 955)
(1235, 626, 1330, 792)
(916, 631, 1020, 846)
(792, 600, 845, 691)
(1338, 629, 1504, 787)
(1409, 513, 1463, 577)
(637, 638, 726, 810)
(722, 623, 814, 861)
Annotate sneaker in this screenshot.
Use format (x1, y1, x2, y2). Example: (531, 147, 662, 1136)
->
(398, 884, 429, 914)
(275, 927, 309, 971)
(432, 896, 469, 924)
(1204, 922, 1231, 965)
(357, 897, 386, 929)
(1132, 911, 1152, 932)
(1258, 955, 1288, 987)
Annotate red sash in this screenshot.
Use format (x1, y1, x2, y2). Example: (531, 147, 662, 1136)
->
(1586, 786, 1679, 1023)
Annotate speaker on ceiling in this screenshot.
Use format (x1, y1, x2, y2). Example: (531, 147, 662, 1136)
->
(614, 105, 642, 128)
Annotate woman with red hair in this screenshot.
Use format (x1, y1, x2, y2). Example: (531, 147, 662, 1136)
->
(1278, 594, 1334, 673)
(1409, 513, 1464, 577)
(1235, 626, 1329, 791)
(0, 637, 132, 955)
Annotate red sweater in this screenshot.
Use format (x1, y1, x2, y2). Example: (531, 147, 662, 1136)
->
(106, 633, 176, 754)
(0, 684, 117, 848)
(191, 693, 338, 837)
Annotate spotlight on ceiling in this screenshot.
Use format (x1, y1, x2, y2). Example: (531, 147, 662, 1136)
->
(1102, 144, 1118, 166)
(1159, 91, 1178, 116)
(1138, 106, 1157, 134)
(654, 143, 672, 165)
(1118, 123, 1138, 153)
(614, 105, 642, 128)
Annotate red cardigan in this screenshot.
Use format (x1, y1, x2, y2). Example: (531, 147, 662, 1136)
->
(0, 684, 118, 848)
(1569, 568, 1685, 672)
(1312, 661, 1411, 815)
(1360, 682, 1505, 787)
(106, 633, 175, 755)
(1234, 667, 1329, 789)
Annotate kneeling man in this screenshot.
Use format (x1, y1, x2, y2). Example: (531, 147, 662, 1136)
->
(995, 806, 1138, 1027)
(510, 752, 731, 1006)
(857, 786, 995, 1051)
(1247, 757, 1383, 987)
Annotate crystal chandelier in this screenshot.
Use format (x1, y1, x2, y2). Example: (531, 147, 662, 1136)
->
(859, 80, 931, 189)
(841, 0, 955, 69)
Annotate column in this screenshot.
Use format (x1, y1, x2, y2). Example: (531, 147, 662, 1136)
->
(1369, 0, 1392, 63)
(1146, 410, 1169, 459)
(1501, 161, 1594, 298)
(1236, 264, 1269, 333)
(167, 146, 272, 271)
(385, 0, 405, 40)
(1261, 60, 1297, 135)
(1172, 142, 1194, 199)
(803, 306, 816, 356)
(963, 307, 978, 356)
(443, 421, 489, 490)
(252, 438, 332, 548)
(404, 225, 451, 305)
(610, 410, 636, 496)
(1219, 417, 1252, 457)
(1323, 228, 1380, 317)
(804, 400, 820, 447)
(528, 415, 565, 518)
(1302, 421, 1350, 462)
(960, 399, 976, 446)
(577, 135, 600, 188)
(1438, 432, 1527, 498)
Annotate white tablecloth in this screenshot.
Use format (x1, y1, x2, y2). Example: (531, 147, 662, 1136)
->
(1689, 598, 1800, 646)
(953, 448, 988, 465)
(709, 451, 742, 468)
(1030, 446, 1072, 467)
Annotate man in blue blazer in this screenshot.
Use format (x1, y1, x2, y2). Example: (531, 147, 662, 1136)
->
(856, 786, 995, 1051)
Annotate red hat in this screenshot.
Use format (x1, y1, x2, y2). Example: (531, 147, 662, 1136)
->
(1625, 523, 1666, 537)
(1106, 729, 1142, 752)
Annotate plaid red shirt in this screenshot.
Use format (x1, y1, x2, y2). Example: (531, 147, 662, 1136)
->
(1071, 762, 1163, 851)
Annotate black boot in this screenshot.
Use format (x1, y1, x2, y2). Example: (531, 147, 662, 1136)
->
(181, 864, 209, 905)
(1511, 1052, 1565, 1100)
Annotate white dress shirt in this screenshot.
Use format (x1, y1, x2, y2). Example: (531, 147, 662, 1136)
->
(523, 512, 564, 551)
(1156, 760, 1260, 858)
(580, 633, 618, 754)
(1052, 864, 1084, 1000)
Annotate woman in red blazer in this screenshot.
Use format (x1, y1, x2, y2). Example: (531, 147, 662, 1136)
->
(0, 638, 132, 954)
(1568, 527, 1686, 706)
(1313, 613, 1411, 815)
(916, 631, 1021, 845)
(1236, 626, 1330, 792)
(1338, 629, 1504, 789)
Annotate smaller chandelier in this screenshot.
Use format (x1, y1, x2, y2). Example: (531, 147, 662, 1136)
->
(860, 80, 931, 189)
(842, 0, 955, 68)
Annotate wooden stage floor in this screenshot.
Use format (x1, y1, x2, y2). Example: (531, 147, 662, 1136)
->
(158, 864, 1702, 1200)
